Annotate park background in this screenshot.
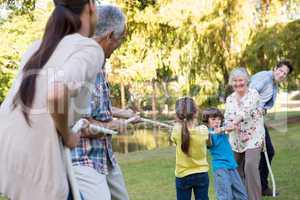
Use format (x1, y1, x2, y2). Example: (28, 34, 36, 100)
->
(0, 0, 300, 199)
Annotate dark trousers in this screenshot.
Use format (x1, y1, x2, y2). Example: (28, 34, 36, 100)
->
(67, 192, 84, 200)
(259, 125, 275, 191)
(176, 172, 209, 200)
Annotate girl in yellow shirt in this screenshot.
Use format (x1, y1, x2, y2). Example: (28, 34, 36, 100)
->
(171, 97, 209, 200)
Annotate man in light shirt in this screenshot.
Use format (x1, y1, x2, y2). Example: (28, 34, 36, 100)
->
(249, 60, 293, 196)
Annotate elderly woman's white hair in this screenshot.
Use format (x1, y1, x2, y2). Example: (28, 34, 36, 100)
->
(95, 5, 126, 38)
(228, 67, 250, 86)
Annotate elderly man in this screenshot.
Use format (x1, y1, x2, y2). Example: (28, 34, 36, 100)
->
(71, 5, 135, 200)
(249, 60, 293, 196)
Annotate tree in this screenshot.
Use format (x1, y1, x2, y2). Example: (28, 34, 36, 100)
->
(155, 58, 177, 114)
(242, 19, 300, 89)
(0, 0, 103, 16)
(0, 0, 36, 16)
(1, 0, 299, 107)
(0, 2, 50, 102)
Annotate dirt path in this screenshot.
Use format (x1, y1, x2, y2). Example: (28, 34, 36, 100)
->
(266, 116, 300, 129)
(286, 116, 300, 124)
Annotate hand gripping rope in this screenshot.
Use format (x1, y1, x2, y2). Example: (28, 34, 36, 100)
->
(64, 119, 118, 200)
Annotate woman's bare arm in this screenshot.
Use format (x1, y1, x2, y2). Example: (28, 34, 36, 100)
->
(48, 82, 79, 148)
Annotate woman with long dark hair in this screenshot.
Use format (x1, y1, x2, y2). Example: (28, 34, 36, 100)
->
(0, 0, 104, 199)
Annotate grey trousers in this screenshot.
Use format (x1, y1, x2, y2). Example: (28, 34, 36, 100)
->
(74, 165, 129, 200)
(235, 148, 262, 200)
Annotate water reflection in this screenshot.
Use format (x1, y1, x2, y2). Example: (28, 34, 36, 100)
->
(112, 128, 172, 153)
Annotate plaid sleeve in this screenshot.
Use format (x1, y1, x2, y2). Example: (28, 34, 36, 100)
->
(90, 72, 113, 122)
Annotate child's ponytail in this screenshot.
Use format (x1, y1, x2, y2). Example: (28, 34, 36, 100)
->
(181, 119, 190, 155)
(175, 97, 197, 156)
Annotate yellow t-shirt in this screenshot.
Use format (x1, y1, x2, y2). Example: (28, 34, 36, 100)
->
(171, 124, 209, 178)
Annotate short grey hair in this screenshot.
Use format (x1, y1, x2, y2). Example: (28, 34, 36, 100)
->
(95, 5, 126, 38)
(228, 67, 250, 86)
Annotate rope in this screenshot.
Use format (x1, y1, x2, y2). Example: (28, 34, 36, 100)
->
(64, 119, 119, 200)
(140, 117, 173, 129)
(263, 139, 277, 197)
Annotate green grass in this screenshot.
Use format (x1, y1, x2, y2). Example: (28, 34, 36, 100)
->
(1, 123, 299, 200)
(118, 123, 300, 200)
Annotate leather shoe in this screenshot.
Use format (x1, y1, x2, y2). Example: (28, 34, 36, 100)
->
(262, 188, 280, 196)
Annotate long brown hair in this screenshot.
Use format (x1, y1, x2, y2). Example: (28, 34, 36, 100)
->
(175, 97, 197, 155)
(12, 0, 93, 125)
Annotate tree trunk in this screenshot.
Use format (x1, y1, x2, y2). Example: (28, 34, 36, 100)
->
(151, 79, 157, 120)
(120, 81, 126, 109)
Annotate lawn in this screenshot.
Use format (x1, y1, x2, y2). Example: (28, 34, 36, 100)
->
(118, 123, 300, 200)
(1, 123, 299, 200)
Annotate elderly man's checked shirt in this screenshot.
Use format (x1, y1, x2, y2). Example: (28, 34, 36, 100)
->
(71, 68, 117, 175)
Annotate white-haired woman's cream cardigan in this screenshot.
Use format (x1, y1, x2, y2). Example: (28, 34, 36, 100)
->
(0, 33, 104, 200)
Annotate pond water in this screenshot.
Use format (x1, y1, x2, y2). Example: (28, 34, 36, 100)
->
(112, 127, 173, 153)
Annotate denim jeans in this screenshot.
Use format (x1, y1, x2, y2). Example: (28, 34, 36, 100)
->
(213, 169, 248, 200)
(176, 172, 209, 200)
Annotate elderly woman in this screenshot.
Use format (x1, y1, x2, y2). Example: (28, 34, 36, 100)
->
(224, 67, 265, 200)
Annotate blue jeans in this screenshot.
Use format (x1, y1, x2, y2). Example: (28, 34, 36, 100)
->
(176, 172, 209, 200)
(213, 169, 248, 200)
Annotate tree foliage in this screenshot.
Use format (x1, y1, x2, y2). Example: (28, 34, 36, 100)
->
(0, 2, 50, 102)
(242, 19, 300, 89)
(0, 0, 299, 107)
(0, 0, 36, 16)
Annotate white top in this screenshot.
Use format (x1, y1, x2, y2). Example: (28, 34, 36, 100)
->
(224, 89, 265, 153)
(0, 33, 104, 200)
